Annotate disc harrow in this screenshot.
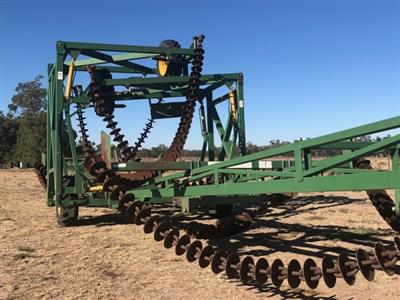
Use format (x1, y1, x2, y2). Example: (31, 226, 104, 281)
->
(78, 35, 400, 290)
(126, 204, 400, 290)
(42, 36, 400, 294)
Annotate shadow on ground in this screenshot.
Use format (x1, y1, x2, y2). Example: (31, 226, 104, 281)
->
(75, 213, 127, 227)
(72, 194, 398, 299)
(208, 195, 395, 257)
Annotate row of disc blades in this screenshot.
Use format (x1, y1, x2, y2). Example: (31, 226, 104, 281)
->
(128, 203, 400, 290)
(33, 162, 47, 189)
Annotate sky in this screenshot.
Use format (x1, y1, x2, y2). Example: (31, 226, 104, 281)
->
(1, 0, 399, 149)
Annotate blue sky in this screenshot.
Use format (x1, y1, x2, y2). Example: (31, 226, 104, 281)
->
(1, 0, 399, 149)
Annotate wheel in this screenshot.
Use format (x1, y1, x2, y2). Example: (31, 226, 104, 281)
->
(156, 39, 184, 77)
(56, 205, 79, 226)
(56, 176, 79, 226)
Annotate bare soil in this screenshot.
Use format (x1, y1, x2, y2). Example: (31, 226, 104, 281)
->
(0, 167, 399, 300)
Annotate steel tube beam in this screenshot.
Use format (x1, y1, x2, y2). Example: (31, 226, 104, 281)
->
(103, 73, 239, 87)
(133, 170, 400, 199)
(157, 116, 400, 180)
(62, 41, 195, 55)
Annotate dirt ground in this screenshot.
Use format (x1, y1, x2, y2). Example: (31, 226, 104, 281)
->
(0, 167, 399, 300)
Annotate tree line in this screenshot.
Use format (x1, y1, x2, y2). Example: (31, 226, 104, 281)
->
(0, 76, 392, 167)
(1, 76, 46, 166)
(133, 135, 391, 159)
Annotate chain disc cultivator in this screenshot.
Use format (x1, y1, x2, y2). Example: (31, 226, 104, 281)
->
(39, 35, 400, 292)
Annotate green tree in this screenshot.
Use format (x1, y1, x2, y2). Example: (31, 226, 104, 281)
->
(0, 111, 19, 164)
(8, 76, 47, 165)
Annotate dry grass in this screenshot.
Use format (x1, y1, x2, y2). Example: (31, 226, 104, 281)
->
(0, 157, 399, 300)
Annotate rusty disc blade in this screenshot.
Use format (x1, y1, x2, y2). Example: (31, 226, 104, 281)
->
(103, 177, 123, 192)
(89, 160, 107, 176)
(255, 257, 269, 285)
(287, 259, 302, 289)
(117, 193, 135, 212)
(164, 228, 179, 249)
(338, 254, 356, 286)
(271, 259, 285, 287)
(239, 256, 254, 283)
(111, 185, 127, 202)
(186, 240, 202, 263)
(303, 258, 319, 289)
(96, 169, 115, 184)
(175, 234, 191, 256)
(374, 243, 395, 276)
(356, 249, 375, 282)
(225, 253, 240, 279)
(124, 203, 137, 223)
(154, 221, 171, 242)
(322, 256, 337, 288)
(143, 215, 161, 234)
(134, 207, 151, 225)
(394, 236, 400, 254)
(199, 245, 214, 269)
(211, 250, 228, 274)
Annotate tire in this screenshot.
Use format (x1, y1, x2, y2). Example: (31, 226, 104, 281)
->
(156, 39, 184, 76)
(56, 206, 79, 226)
(56, 176, 79, 226)
(159, 39, 181, 49)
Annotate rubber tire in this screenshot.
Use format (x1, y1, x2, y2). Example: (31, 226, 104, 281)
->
(56, 206, 79, 226)
(157, 39, 183, 76)
(159, 39, 181, 49)
(56, 176, 79, 226)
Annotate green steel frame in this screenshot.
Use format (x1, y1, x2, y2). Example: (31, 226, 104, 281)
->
(46, 39, 400, 219)
(46, 40, 246, 211)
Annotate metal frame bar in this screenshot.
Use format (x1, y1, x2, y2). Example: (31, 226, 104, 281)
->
(46, 39, 400, 218)
(46, 40, 245, 210)
(134, 116, 400, 211)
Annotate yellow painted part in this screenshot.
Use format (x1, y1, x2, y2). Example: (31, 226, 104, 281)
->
(229, 90, 237, 120)
(157, 60, 169, 76)
(64, 59, 75, 99)
(88, 185, 104, 192)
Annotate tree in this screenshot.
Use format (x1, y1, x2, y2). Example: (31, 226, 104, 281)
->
(150, 144, 168, 158)
(0, 111, 19, 164)
(246, 142, 260, 154)
(8, 75, 46, 118)
(7, 76, 47, 165)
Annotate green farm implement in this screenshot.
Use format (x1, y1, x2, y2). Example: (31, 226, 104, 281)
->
(36, 35, 400, 290)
